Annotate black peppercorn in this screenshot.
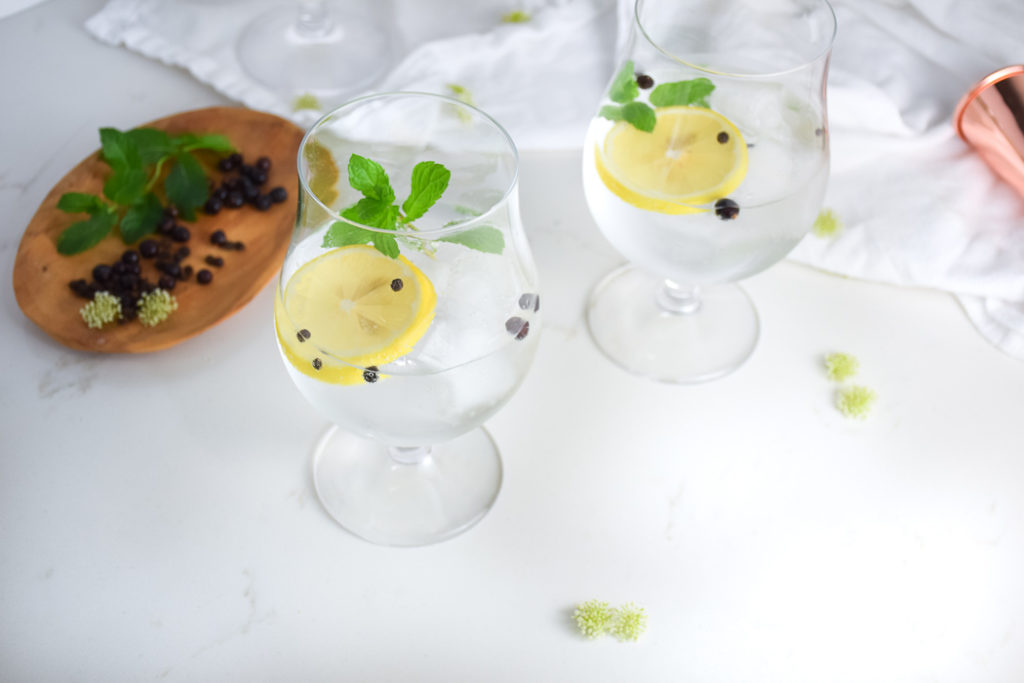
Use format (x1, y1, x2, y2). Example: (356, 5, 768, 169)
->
(714, 198, 740, 220)
(363, 366, 379, 383)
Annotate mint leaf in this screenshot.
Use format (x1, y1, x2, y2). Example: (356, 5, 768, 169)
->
(337, 198, 400, 258)
(602, 102, 657, 132)
(321, 221, 399, 258)
(341, 198, 399, 231)
(402, 161, 451, 222)
(103, 166, 147, 205)
(56, 211, 117, 255)
(98, 128, 141, 169)
(174, 132, 235, 154)
(649, 78, 715, 108)
(598, 101, 655, 132)
(369, 232, 399, 258)
(164, 153, 208, 220)
(119, 193, 164, 244)
(126, 128, 173, 165)
(599, 104, 626, 123)
(348, 154, 395, 203)
(608, 60, 639, 104)
(439, 225, 505, 254)
(623, 102, 657, 132)
(57, 192, 106, 215)
(322, 221, 377, 248)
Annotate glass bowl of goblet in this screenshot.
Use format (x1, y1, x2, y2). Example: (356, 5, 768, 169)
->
(582, 0, 836, 383)
(275, 92, 542, 546)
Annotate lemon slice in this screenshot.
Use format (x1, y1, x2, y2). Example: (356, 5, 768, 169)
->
(594, 106, 748, 215)
(304, 139, 340, 207)
(275, 245, 436, 385)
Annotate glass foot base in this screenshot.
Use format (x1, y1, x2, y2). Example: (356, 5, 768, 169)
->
(312, 425, 502, 547)
(236, 3, 394, 97)
(586, 264, 760, 384)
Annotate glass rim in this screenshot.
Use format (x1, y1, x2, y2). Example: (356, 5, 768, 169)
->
(634, 0, 837, 78)
(296, 91, 521, 240)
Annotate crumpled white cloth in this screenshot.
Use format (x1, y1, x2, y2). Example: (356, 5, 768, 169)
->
(85, 0, 1024, 359)
(789, 0, 1024, 360)
(84, 0, 619, 147)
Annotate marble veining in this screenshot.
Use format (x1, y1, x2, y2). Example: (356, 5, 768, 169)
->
(37, 353, 99, 400)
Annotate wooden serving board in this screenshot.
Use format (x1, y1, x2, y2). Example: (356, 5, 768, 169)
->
(12, 107, 304, 353)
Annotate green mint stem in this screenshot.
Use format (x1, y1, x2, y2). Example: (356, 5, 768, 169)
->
(144, 155, 169, 193)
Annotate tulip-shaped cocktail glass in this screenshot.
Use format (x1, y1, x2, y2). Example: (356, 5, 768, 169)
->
(583, 0, 836, 382)
(276, 93, 541, 546)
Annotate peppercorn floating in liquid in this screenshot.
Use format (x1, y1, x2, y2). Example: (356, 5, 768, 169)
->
(714, 197, 740, 220)
(518, 293, 540, 312)
(505, 316, 530, 341)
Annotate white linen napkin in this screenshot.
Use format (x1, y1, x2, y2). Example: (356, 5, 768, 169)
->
(788, 0, 1024, 359)
(84, 0, 619, 147)
(84, 0, 1024, 359)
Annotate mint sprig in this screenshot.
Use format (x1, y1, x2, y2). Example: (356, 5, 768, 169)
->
(346, 154, 396, 203)
(322, 154, 505, 258)
(55, 127, 236, 255)
(164, 152, 208, 220)
(402, 161, 450, 222)
(649, 77, 714, 108)
(119, 193, 164, 244)
(599, 102, 657, 133)
(56, 208, 118, 255)
(438, 226, 505, 253)
(608, 60, 640, 104)
(599, 61, 716, 132)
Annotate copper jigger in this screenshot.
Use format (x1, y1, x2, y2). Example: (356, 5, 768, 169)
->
(954, 65, 1024, 199)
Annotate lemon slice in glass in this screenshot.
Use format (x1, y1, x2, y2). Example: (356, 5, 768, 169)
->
(275, 245, 436, 385)
(304, 139, 340, 207)
(594, 106, 748, 215)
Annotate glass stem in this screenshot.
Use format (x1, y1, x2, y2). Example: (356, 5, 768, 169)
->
(388, 445, 433, 466)
(657, 279, 702, 315)
(297, 0, 334, 38)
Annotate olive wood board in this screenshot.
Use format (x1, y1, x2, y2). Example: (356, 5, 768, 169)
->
(13, 107, 304, 353)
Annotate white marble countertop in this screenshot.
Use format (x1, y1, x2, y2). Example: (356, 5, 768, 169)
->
(3, 2, 1024, 681)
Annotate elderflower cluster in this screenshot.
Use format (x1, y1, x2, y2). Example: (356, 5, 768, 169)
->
(137, 288, 178, 327)
(812, 208, 843, 238)
(501, 10, 531, 22)
(823, 351, 877, 419)
(609, 603, 648, 642)
(836, 385, 877, 419)
(824, 352, 859, 382)
(573, 600, 648, 642)
(79, 291, 122, 329)
(573, 600, 613, 639)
